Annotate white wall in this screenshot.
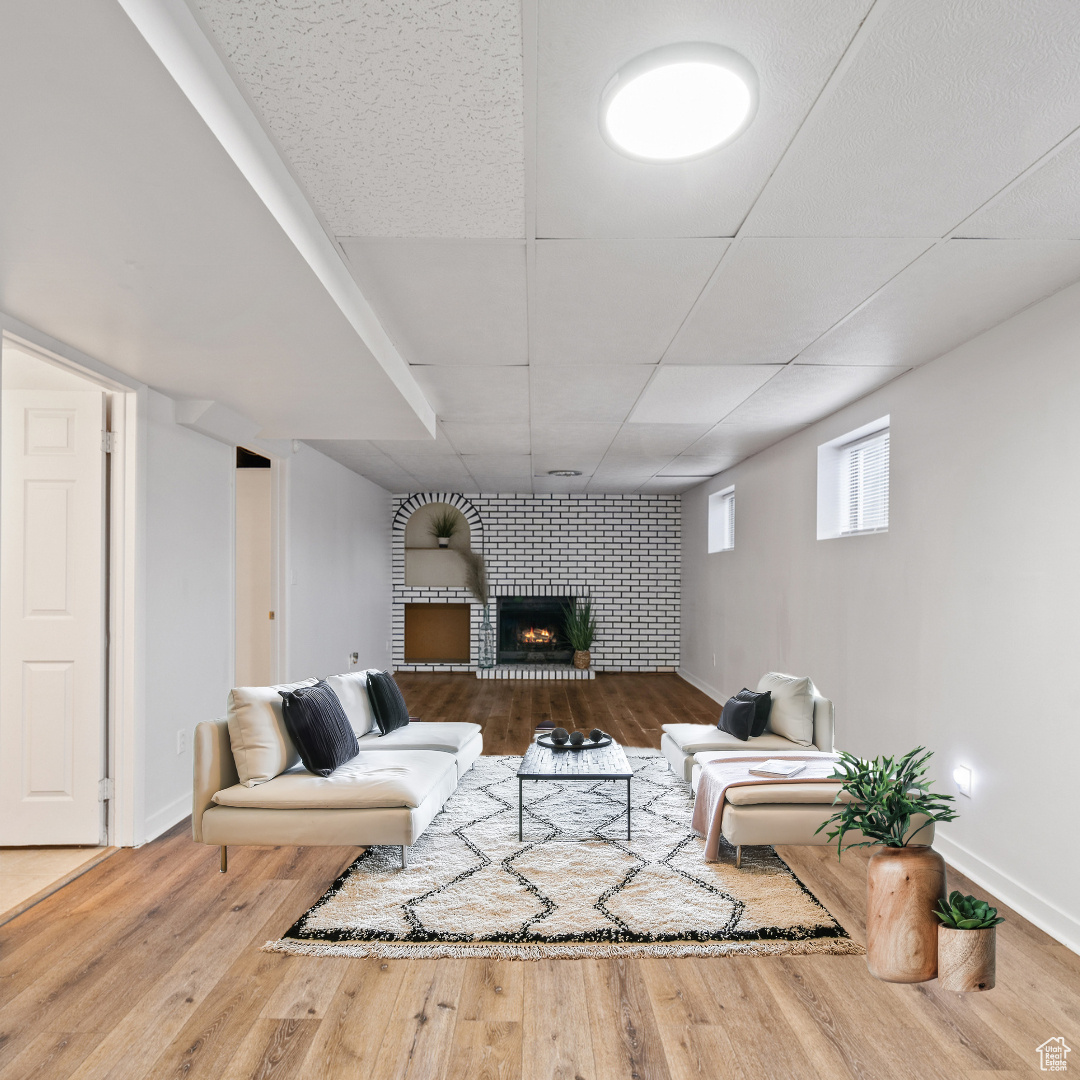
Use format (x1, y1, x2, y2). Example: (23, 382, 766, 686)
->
(283, 443, 391, 679)
(141, 390, 233, 842)
(680, 280, 1080, 953)
(235, 467, 273, 686)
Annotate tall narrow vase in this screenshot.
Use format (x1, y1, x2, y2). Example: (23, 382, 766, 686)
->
(865, 845, 947, 982)
(477, 605, 495, 669)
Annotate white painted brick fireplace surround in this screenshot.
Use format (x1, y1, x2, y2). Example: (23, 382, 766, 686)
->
(392, 493, 680, 673)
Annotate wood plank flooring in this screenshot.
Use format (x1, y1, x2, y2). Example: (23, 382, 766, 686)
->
(1, 674, 1073, 1079)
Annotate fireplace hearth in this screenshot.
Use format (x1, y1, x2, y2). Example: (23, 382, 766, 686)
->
(496, 596, 573, 664)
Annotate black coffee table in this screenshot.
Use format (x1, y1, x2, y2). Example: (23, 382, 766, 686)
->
(517, 738, 634, 841)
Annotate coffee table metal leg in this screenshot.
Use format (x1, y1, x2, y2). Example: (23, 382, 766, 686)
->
(519, 777, 523, 842)
(627, 778, 631, 840)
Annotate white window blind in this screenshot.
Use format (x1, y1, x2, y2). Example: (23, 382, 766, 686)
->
(841, 429, 889, 534)
(708, 486, 735, 552)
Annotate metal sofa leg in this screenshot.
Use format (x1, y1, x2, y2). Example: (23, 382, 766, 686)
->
(735, 845, 742, 869)
(401, 845, 408, 869)
(220, 846, 227, 873)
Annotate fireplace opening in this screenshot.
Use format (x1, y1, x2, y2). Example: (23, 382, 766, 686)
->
(496, 596, 574, 664)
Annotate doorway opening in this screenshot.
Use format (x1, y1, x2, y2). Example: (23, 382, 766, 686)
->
(235, 446, 274, 687)
(0, 340, 113, 873)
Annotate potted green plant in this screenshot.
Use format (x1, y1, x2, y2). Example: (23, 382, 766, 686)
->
(428, 508, 460, 548)
(563, 598, 596, 670)
(934, 891, 1002, 992)
(817, 747, 958, 983)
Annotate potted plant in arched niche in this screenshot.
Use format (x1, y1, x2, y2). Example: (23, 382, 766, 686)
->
(817, 747, 958, 983)
(563, 598, 597, 670)
(429, 508, 460, 548)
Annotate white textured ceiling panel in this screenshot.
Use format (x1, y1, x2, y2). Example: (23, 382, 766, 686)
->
(532, 240, 727, 365)
(798, 240, 1080, 367)
(411, 367, 530, 423)
(601, 423, 713, 464)
(442, 422, 531, 456)
(745, 0, 1080, 237)
(533, 474, 591, 493)
(659, 422, 809, 475)
(194, 0, 524, 238)
(630, 366, 779, 424)
(666, 238, 932, 365)
(306, 440, 419, 491)
(639, 476, 697, 493)
(587, 464, 659, 493)
(957, 140, 1080, 239)
(722, 366, 909, 428)
(530, 366, 653, 423)
(340, 240, 527, 365)
(535, 0, 872, 238)
(462, 454, 534, 485)
(531, 422, 622, 475)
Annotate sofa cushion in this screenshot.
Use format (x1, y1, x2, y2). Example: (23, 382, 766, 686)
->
(366, 671, 410, 735)
(325, 670, 381, 737)
(724, 782, 846, 806)
(212, 750, 456, 810)
(757, 672, 815, 746)
(279, 680, 359, 777)
(357, 721, 482, 755)
(662, 723, 806, 755)
(227, 679, 316, 787)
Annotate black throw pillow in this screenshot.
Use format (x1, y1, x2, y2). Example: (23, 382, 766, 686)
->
(735, 688, 772, 737)
(366, 671, 411, 735)
(278, 680, 359, 777)
(718, 695, 757, 741)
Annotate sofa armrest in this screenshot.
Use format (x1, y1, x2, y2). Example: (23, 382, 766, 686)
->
(812, 694, 834, 753)
(193, 718, 238, 843)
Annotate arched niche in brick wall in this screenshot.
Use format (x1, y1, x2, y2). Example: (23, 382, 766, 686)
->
(394, 493, 484, 588)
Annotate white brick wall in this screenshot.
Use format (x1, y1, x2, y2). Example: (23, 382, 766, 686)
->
(392, 493, 680, 672)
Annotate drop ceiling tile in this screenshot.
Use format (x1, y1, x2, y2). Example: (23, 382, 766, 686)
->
(745, 0, 1080, 237)
(721, 366, 909, 428)
(409, 458, 478, 490)
(373, 425, 458, 473)
(530, 422, 621, 457)
(535, 0, 873, 237)
(412, 366, 530, 423)
(530, 366, 652, 424)
(461, 454, 533, 482)
(195, 0, 525, 237)
(341, 240, 527, 365)
(629, 366, 780, 425)
(666, 238, 932, 365)
(532, 240, 727, 365)
(442, 421, 531, 456)
(306, 439, 418, 491)
(638, 476, 698, 493)
(602, 423, 713, 464)
(798, 239, 1080, 367)
(957, 139, 1080, 239)
(658, 423, 809, 475)
(532, 474, 591, 494)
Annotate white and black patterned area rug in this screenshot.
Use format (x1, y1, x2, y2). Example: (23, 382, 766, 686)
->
(265, 752, 861, 960)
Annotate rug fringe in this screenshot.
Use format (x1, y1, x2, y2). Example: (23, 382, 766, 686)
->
(261, 937, 865, 961)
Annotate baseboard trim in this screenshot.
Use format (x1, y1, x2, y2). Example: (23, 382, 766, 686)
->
(675, 667, 725, 705)
(935, 832, 1080, 957)
(142, 791, 191, 845)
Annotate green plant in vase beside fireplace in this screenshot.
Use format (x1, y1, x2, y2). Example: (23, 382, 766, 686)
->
(563, 598, 596, 670)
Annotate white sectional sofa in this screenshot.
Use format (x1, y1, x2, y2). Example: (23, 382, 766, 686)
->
(661, 673, 835, 782)
(192, 670, 480, 871)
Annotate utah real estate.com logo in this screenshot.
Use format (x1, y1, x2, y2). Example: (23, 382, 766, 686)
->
(1037, 1038, 1072, 1072)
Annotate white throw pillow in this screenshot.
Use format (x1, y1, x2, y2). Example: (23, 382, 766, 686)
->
(756, 672, 816, 747)
(227, 679, 316, 787)
(325, 670, 381, 737)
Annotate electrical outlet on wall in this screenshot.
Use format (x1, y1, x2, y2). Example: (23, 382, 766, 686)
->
(176, 729, 187, 756)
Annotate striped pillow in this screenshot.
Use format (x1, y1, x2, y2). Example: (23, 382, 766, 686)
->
(278, 680, 359, 777)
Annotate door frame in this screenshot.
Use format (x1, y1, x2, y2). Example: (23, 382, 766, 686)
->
(0, 316, 142, 848)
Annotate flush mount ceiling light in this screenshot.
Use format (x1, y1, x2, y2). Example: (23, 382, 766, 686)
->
(547, 469, 582, 477)
(600, 43, 758, 162)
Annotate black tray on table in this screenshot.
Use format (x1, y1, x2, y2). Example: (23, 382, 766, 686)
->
(535, 732, 613, 751)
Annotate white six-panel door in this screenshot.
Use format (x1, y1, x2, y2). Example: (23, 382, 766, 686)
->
(0, 389, 107, 844)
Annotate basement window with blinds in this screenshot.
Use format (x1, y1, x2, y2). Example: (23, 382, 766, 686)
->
(708, 486, 735, 552)
(817, 417, 890, 540)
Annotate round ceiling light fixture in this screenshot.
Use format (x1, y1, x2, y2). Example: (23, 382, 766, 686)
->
(547, 469, 582, 477)
(600, 43, 758, 163)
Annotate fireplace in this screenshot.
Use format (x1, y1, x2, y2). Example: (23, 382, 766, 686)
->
(496, 596, 574, 664)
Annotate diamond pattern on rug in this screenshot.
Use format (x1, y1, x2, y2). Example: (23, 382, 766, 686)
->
(269, 752, 862, 960)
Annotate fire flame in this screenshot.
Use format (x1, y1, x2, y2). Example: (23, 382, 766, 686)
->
(519, 626, 556, 645)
